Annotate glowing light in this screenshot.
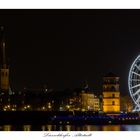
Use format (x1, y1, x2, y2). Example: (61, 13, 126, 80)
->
(23, 125, 31, 131)
(48, 106, 51, 109)
(66, 105, 70, 109)
(81, 109, 86, 112)
(27, 105, 30, 108)
(42, 106, 45, 110)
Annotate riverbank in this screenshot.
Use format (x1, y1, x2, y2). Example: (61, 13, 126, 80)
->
(0, 111, 139, 125)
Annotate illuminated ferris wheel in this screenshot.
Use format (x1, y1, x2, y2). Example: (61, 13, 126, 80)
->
(128, 55, 140, 112)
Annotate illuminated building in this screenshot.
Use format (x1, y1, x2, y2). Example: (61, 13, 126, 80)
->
(121, 95, 133, 112)
(80, 90, 100, 111)
(79, 81, 100, 111)
(103, 72, 120, 113)
(0, 26, 9, 92)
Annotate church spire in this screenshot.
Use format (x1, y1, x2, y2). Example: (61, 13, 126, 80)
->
(0, 26, 9, 92)
(0, 26, 5, 42)
(0, 26, 7, 68)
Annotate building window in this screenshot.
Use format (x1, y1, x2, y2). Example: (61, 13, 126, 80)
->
(112, 94, 115, 98)
(111, 86, 115, 91)
(112, 101, 115, 105)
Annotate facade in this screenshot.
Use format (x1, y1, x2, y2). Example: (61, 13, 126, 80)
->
(80, 90, 100, 111)
(121, 95, 133, 112)
(67, 96, 81, 111)
(103, 72, 120, 113)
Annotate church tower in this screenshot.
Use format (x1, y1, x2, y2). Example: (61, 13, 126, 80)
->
(0, 26, 9, 93)
(103, 72, 120, 113)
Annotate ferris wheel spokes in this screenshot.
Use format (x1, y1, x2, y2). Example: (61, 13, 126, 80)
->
(133, 105, 140, 112)
(131, 79, 140, 82)
(130, 83, 140, 89)
(128, 55, 140, 112)
(132, 71, 140, 77)
(133, 88, 140, 96)
(136, 96, 140, 103)
(135, 64, 140, 71)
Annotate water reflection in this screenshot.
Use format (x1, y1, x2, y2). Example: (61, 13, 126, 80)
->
(0, 125, 140, 131)
(45, 125, 53, 131)
(121, 125, 140, 131)
(66, 125, 71, 131)
(3, 125, 11, 131)
(41, 125, 46, 131)
(102, 125, 121, 131)
(23, 125, 31, 131)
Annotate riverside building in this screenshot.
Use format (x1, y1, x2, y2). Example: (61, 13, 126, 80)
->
(103, 72, 120, 113)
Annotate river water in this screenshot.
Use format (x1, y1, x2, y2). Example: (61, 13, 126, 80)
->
(1, 125, 140, 131)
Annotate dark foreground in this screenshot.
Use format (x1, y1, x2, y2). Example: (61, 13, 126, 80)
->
(0, 111, 139, 125)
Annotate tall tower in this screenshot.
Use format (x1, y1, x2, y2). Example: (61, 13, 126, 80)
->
(0, 26, 9, 92)
(103, 72, 120, 113)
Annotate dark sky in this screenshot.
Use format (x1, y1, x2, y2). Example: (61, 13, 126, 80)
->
(0, 9, 140, 94)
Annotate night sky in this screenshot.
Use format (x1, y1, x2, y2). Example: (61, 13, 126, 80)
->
(0, 9, 140, 95)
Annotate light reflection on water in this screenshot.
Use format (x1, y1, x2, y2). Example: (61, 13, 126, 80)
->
(0, 125, 140, 131)
(23, 125, 31, 131)
(3, 125, 11, 131)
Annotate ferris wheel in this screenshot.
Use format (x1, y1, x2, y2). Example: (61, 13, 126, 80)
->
(128, 55, 140, 112)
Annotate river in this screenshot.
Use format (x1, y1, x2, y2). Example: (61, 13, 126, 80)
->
(1, 125, 140, 131)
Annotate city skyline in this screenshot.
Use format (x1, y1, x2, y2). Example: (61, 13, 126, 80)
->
(0, 10, 140, 95)
(0, 9, 139, 132)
